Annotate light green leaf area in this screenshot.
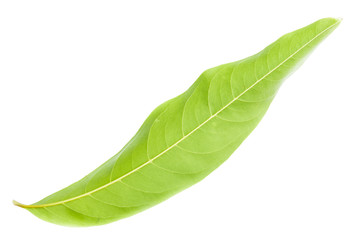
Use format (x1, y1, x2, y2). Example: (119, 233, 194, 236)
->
(15, 18, 340, 226)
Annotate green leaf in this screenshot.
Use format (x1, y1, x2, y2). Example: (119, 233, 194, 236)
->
(14, 17, 341, 226)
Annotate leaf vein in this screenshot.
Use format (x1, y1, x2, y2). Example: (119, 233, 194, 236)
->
(18, 20, 339, 209)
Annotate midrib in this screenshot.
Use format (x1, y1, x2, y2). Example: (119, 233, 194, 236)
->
(16, 20, 338, 209)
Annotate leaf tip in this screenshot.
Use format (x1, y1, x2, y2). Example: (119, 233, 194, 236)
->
(334, 17, 343, 23)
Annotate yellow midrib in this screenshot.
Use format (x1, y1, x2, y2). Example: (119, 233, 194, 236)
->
(14, 19, 340, 209)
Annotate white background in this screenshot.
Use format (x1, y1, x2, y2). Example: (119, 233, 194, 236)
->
(1, 0, 359, 239)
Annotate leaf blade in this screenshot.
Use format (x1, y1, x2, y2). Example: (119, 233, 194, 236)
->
(15, 17, 341, 226)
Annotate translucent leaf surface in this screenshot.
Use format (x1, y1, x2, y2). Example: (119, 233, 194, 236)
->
(14, 18, 341, 226)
